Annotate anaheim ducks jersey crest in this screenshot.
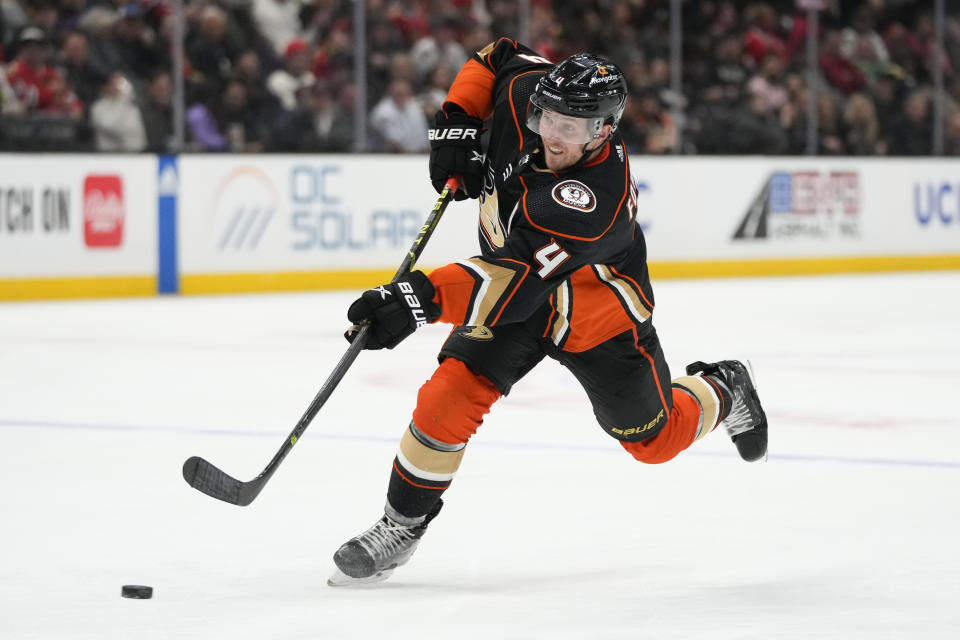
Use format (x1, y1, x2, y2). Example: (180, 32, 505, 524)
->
(429, 38, 653, 353)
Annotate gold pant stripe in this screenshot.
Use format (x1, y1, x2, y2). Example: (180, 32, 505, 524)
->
(673, 375, 722, 441)
(397, 428, 466, 480)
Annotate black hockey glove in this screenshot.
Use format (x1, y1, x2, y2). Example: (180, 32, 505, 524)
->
(345, 271, 441, 350)
(429, 109, 484, 201)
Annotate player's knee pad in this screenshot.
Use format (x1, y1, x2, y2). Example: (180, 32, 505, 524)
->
(412, 358, 501, 445)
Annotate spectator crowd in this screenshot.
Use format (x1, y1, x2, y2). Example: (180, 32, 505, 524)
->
(2, 0, 959, 155)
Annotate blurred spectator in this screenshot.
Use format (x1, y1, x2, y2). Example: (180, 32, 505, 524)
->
(267, 38, 314, 111)
(816, 93, 847, 155)
(418, 62, 454, 118)
(696, 91, 787, 154)
(409, 14, 467, 84)
(109, 5, 165, 85)
(234, 48, 280, 122)
(5, 27, 82, 116)
(888, 89, 933, 155)
(698, 34, 749, 107)
(742, 3, 787, 66)
(186, 5, 242, 90)
(58, 30, 109, 112)
(633, 89, 677, 154)
(0, 62, 22, 113)
(843, 92, 885, 155)
(747, 53, 788, 114)
(841, 4, 890, 67)
(366, 19, 410, 105)
(778, 71, 809, 153)
(252, 0, 302, 57)
(27, 0, 58, 38)
(1, 1, 29, 55)
(214, 77, 267, 152)
(140, 70, 174, 153)
(820, 29, 867, 95)
(944, 112, 960, 155)
(870, 71, 904, 140)
(90, 71, 146, 151)
(369, 78, 428, 152)
(271, 80, 352, 152)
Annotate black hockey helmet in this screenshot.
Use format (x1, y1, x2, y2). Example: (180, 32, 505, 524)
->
(527, 53, 628, 143)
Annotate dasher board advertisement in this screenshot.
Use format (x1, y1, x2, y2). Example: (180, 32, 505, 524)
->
(0, 155, 157, 278)
(177, 155, 478, 276)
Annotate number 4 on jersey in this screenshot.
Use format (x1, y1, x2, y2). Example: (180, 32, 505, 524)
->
(534, 241, 570, 278)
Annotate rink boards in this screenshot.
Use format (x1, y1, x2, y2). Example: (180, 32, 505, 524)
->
(1, 153, 958, 300)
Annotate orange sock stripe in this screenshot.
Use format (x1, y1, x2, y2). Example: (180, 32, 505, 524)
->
(392, 460, 450, 491)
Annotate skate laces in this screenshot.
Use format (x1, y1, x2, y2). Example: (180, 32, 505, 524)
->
(721, 380, 756, 437)
(355, 517, 420, 561)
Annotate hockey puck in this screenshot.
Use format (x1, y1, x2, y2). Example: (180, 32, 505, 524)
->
(121, 585, 153, 599)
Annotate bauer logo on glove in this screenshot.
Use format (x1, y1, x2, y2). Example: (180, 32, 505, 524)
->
(345, 271, 441, 350)
(428, 127, 479, 141)
(428, 108, 485, 201)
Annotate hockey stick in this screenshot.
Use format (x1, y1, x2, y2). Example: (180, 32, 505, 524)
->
(182, 176, 462, 506)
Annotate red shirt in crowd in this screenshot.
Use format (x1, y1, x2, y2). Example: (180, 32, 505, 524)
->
(5, 60, 82, 114)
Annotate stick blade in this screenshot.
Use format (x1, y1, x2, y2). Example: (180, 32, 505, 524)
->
(182, 456, 247, 506)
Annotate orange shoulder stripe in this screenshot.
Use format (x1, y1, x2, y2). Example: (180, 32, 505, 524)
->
(443, 59, 496, 120)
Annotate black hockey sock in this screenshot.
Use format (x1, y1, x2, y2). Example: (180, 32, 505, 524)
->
(386, 422, 465, 523)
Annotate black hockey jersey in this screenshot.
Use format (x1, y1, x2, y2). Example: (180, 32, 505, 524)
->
(428, 38, 654, 352)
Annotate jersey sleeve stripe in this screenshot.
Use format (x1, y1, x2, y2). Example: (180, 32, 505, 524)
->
(476, 37, 520, 73)
(456, 258, 519, 326)
(594, 264, 652, 323)
(486, 257, 530, 325)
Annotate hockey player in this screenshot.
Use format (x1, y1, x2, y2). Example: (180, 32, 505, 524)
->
(328, 39, 768, 586)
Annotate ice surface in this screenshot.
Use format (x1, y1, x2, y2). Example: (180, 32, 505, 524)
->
(1, 272, 958, 639)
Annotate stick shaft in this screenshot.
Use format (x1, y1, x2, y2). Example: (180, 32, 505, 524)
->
(184, 177, 461, 505)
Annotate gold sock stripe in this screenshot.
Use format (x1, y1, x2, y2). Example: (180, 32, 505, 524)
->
(673, 375, 722, 441)
(397, 428, 465, 482)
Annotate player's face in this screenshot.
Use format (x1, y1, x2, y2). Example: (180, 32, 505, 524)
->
(538, 112, 608, 171)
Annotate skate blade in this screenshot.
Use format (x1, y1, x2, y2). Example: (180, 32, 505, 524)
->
(327, 568, 395, 587)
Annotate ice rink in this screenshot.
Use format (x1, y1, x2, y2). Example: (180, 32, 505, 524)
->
(1, 271, 958, 639)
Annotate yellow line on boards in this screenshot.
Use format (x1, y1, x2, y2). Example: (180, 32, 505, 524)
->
(0, 276, 155, 301)
(179, 269, 398, 295)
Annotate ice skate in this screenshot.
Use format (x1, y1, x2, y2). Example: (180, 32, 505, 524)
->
(328, 502, 442, 587)
(686, 360, 768, 461)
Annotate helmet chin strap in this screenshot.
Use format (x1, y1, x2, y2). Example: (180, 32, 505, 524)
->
(567, 136, 606, 172)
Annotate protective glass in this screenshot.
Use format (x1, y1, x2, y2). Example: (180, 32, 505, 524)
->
(526, 101, 604, 144)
